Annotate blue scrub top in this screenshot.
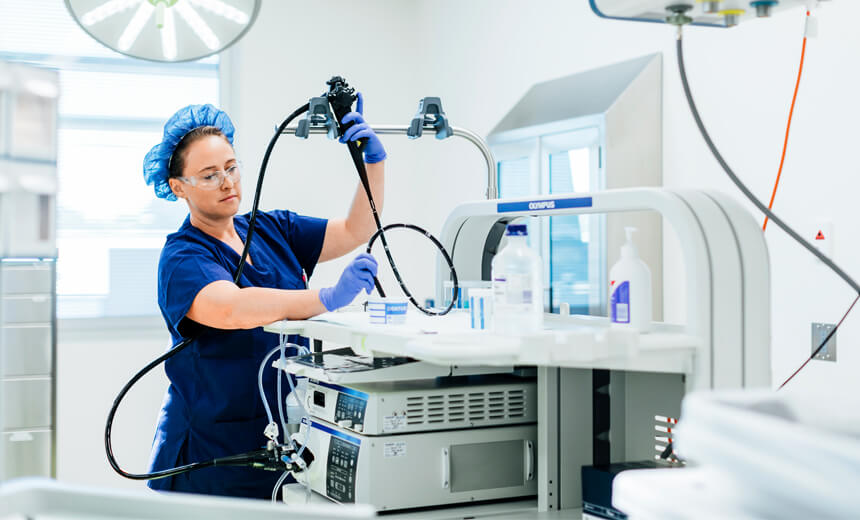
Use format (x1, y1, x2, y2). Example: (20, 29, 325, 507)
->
(148, 209, 327, 498)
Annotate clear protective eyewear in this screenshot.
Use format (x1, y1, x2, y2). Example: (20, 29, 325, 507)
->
(179, 160, 242, 190)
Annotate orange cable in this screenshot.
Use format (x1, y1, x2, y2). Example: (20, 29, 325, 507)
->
(763, 10, 809, 232)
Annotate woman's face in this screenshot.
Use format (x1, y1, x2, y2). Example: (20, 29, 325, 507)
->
(169, 135, 241, 221)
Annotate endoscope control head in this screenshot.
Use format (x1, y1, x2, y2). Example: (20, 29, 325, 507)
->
(325, 75, 366, 149)
(325, 75, 356, 116)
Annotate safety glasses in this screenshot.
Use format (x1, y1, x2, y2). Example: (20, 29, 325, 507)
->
(179, 160, 242, 190)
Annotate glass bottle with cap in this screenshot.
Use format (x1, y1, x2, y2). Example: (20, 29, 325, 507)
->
(492, 223, 544, 335)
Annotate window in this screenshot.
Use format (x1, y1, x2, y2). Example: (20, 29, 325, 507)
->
(0, 1, 219, 319)
(498, 157, 531, 198)
(494, 127, 605, 316)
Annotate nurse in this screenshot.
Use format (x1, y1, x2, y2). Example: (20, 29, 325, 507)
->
(141, 100, 385, 498)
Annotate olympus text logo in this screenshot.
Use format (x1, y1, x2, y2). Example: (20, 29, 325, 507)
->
(528, 200, 556, 210)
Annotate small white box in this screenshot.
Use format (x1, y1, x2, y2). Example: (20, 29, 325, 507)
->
(367, 298, 407, 325)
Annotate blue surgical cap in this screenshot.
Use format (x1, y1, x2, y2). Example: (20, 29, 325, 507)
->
(143, 104, 235, 201)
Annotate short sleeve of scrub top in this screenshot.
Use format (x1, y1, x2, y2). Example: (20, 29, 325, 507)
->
(148, 209, 327, 498)
(160, 245, 233, 337)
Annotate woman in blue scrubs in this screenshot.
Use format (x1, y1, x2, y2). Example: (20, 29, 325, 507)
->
(141, 102, 386, 498)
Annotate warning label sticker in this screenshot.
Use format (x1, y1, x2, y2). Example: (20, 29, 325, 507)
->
(383, 414, 407, 432)
(384, 441, 407, 458)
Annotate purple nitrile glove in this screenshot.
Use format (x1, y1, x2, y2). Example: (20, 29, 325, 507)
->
(318, 253, 378, 311)
(339, 92, 387, 164)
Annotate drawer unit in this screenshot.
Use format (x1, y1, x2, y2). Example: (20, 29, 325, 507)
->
(2, 430, 52, 478)
(1, 263, 52, 294)
(2, 294, 51, 323)
(0, 61, 58, 482)
(2, 325, 52, 376)
(1, 378, 52, 429)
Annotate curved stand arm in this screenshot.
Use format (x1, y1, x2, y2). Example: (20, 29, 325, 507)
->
(283, 124, 498, 199)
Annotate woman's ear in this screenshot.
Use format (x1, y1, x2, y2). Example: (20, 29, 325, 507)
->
(168, 177, 186, 200)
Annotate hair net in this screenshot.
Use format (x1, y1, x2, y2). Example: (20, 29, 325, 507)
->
(143, 104, 235, 201)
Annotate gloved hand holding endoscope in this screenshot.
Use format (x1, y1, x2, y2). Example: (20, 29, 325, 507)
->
(339, 92, 387, 164)
(319, 253, 379, 311)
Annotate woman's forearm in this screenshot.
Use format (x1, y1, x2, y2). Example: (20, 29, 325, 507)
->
(345, 160, 384, 241)
(188, 281, 327, 329)
(228, 287, 327, 328)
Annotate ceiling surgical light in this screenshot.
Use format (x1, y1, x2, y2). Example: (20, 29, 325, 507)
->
(80, 0, 140, 26)
(117, 1, 154, 52)
(187, 0, 250, 24)
(174, 0, 220, 50)
(160, 2, 177, 60)
(66, 0, 260, 62)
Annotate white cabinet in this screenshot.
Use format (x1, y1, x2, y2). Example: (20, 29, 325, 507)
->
(0, 61, 57, 481)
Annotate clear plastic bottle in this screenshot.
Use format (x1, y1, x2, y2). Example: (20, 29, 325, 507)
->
(286, 377, 308, 428)
(492, 224, 544, 335)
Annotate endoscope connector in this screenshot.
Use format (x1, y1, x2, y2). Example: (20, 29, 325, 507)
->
(665, 4, 694, 26)
(211, 439, 315, 473)
(281, 442, 315, 473)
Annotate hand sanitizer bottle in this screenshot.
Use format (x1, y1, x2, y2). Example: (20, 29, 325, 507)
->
(609, 227, 652, 332)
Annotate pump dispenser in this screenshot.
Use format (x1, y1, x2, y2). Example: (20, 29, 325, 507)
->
(609, 227, 652, 332)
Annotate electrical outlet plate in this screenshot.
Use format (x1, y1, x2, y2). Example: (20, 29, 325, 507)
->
(811, 322, 837, 362)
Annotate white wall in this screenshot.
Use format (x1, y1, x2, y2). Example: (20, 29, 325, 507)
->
(223, 0, 490, 303)
(227, 0, 860, 398)
(57, 319, 169, 489)
(57, 0, 860, 490)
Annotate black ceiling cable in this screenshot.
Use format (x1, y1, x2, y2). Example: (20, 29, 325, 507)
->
(675, 28, 860, 389)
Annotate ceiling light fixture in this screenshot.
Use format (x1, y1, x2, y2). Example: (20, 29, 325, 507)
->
(160, 2, 177, 60)
(66, 0, 260, 62)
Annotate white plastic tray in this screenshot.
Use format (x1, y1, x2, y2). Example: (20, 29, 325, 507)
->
(264, 311, 699, 375)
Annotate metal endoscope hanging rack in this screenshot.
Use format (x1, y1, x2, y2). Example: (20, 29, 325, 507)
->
(283, 96, 499, 200)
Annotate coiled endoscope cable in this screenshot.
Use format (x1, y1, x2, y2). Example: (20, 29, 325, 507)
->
(351, 141, 459, 317)
(325, 77, 459, 316)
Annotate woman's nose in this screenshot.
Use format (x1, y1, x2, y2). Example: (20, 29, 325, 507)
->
(221, 174, 235, 189)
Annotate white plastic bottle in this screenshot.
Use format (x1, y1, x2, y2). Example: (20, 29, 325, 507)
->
(609, 227, 652, 332)
(492, 223, 543, 335)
